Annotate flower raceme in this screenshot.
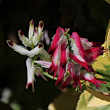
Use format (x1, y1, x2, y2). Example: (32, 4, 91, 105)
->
(7, 20, 107, 91)
(36, 26, 107, 90)
(6, 20, 49, 92)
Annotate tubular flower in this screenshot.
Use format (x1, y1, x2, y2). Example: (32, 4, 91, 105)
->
(26, 57, 36, 92)
(69, 32, 105, 72)
(80, 71, 107, 89)
(47, 26, 65, 55)
(6, 20, 50, 91)
(26, 57, 47, 92)
(60, 62, 82, 90)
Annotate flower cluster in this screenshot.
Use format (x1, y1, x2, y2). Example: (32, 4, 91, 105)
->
(36, 26, 107, 90)
(7, 20, 50, 92)
(7, 20, 107, 92)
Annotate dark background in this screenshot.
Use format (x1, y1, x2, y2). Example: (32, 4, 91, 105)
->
(0, 0, 110, 110)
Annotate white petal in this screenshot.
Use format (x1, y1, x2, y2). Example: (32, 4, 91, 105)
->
(29, 43, 44, 57)
(28, 20, 34, 40)
(18, 30, 30, 47)
(32, 27, 39, 45)
(38, 21, 44, 35)
(58, 34, 67, 46)
(26, 58, 35, 92)
(84, 72, 94, 80)
(80, 38, 93, 50)
(26, 58, 32, 84)
(7, 40, 30, 56)
(71, 42, 79, 55)
(53, 46, 61, 66)
(26, 57, 32, 69)
(35, 61, 51, 68)
(76, 55, 85, 62)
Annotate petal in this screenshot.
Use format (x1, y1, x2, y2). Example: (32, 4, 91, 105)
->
(28, 20, 34, 40)
(7, 40, 30, 56)
(69, 52, 92, 72)
(32, 27, 39, 45)
(38, 20, 44, 35)
(55, 67, 65, 86)
(32, 21, 44, 46)
(35, 61, 52, 68)
(60, 75, 73, 90)
(18, 30, 30, 47)
(53, 46, 61, 66)
(26, 58, 35, 92)
(48, 26, 65, 54)
(29, 42, 44, 57)
(60, 49, 67, 67)
(89, 50, 104, 62)
(80, 38, 93, 50)
(58, 34, 68, 46)
(80, 72, 107, 89)
(71, 42, 81, 57)
(68, 63, 82, 89)
(85, 47, 104, 54)
(71, 32, 89, 61)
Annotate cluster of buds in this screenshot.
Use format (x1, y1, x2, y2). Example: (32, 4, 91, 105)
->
(7, 20, 107, 92)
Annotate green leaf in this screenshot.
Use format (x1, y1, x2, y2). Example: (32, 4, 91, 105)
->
(76, 91, 110, 110)
(96, 64, 110, 80)
(90, 82, 110, 93)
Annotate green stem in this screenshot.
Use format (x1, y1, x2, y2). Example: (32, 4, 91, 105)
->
(42, 72, 57, 80)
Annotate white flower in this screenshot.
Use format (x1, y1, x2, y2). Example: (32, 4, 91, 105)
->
(6, 20, 44, 57)
(26, 57, 35, 92)
(6, 20, 50, 91)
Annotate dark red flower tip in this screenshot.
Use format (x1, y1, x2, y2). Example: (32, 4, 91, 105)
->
(18, 30, 24, 36)
(34, 27, 38, 33)
(29, 19, 34, 25)
(38, 42, 43, 48)
(38, 21, 43, 28)
(20, 30, 24, 36)
(92, 42, 101, 47)
(26, 83, 32, 89)
(7, 40, 13, 46)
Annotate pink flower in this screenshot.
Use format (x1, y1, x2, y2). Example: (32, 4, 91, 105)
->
(80, 71, 107, 89)
(48, 26, 65, 55)
(60, 62, 82, 90)
(69, 32, 105, 72)
(34, 27, 107, 90)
